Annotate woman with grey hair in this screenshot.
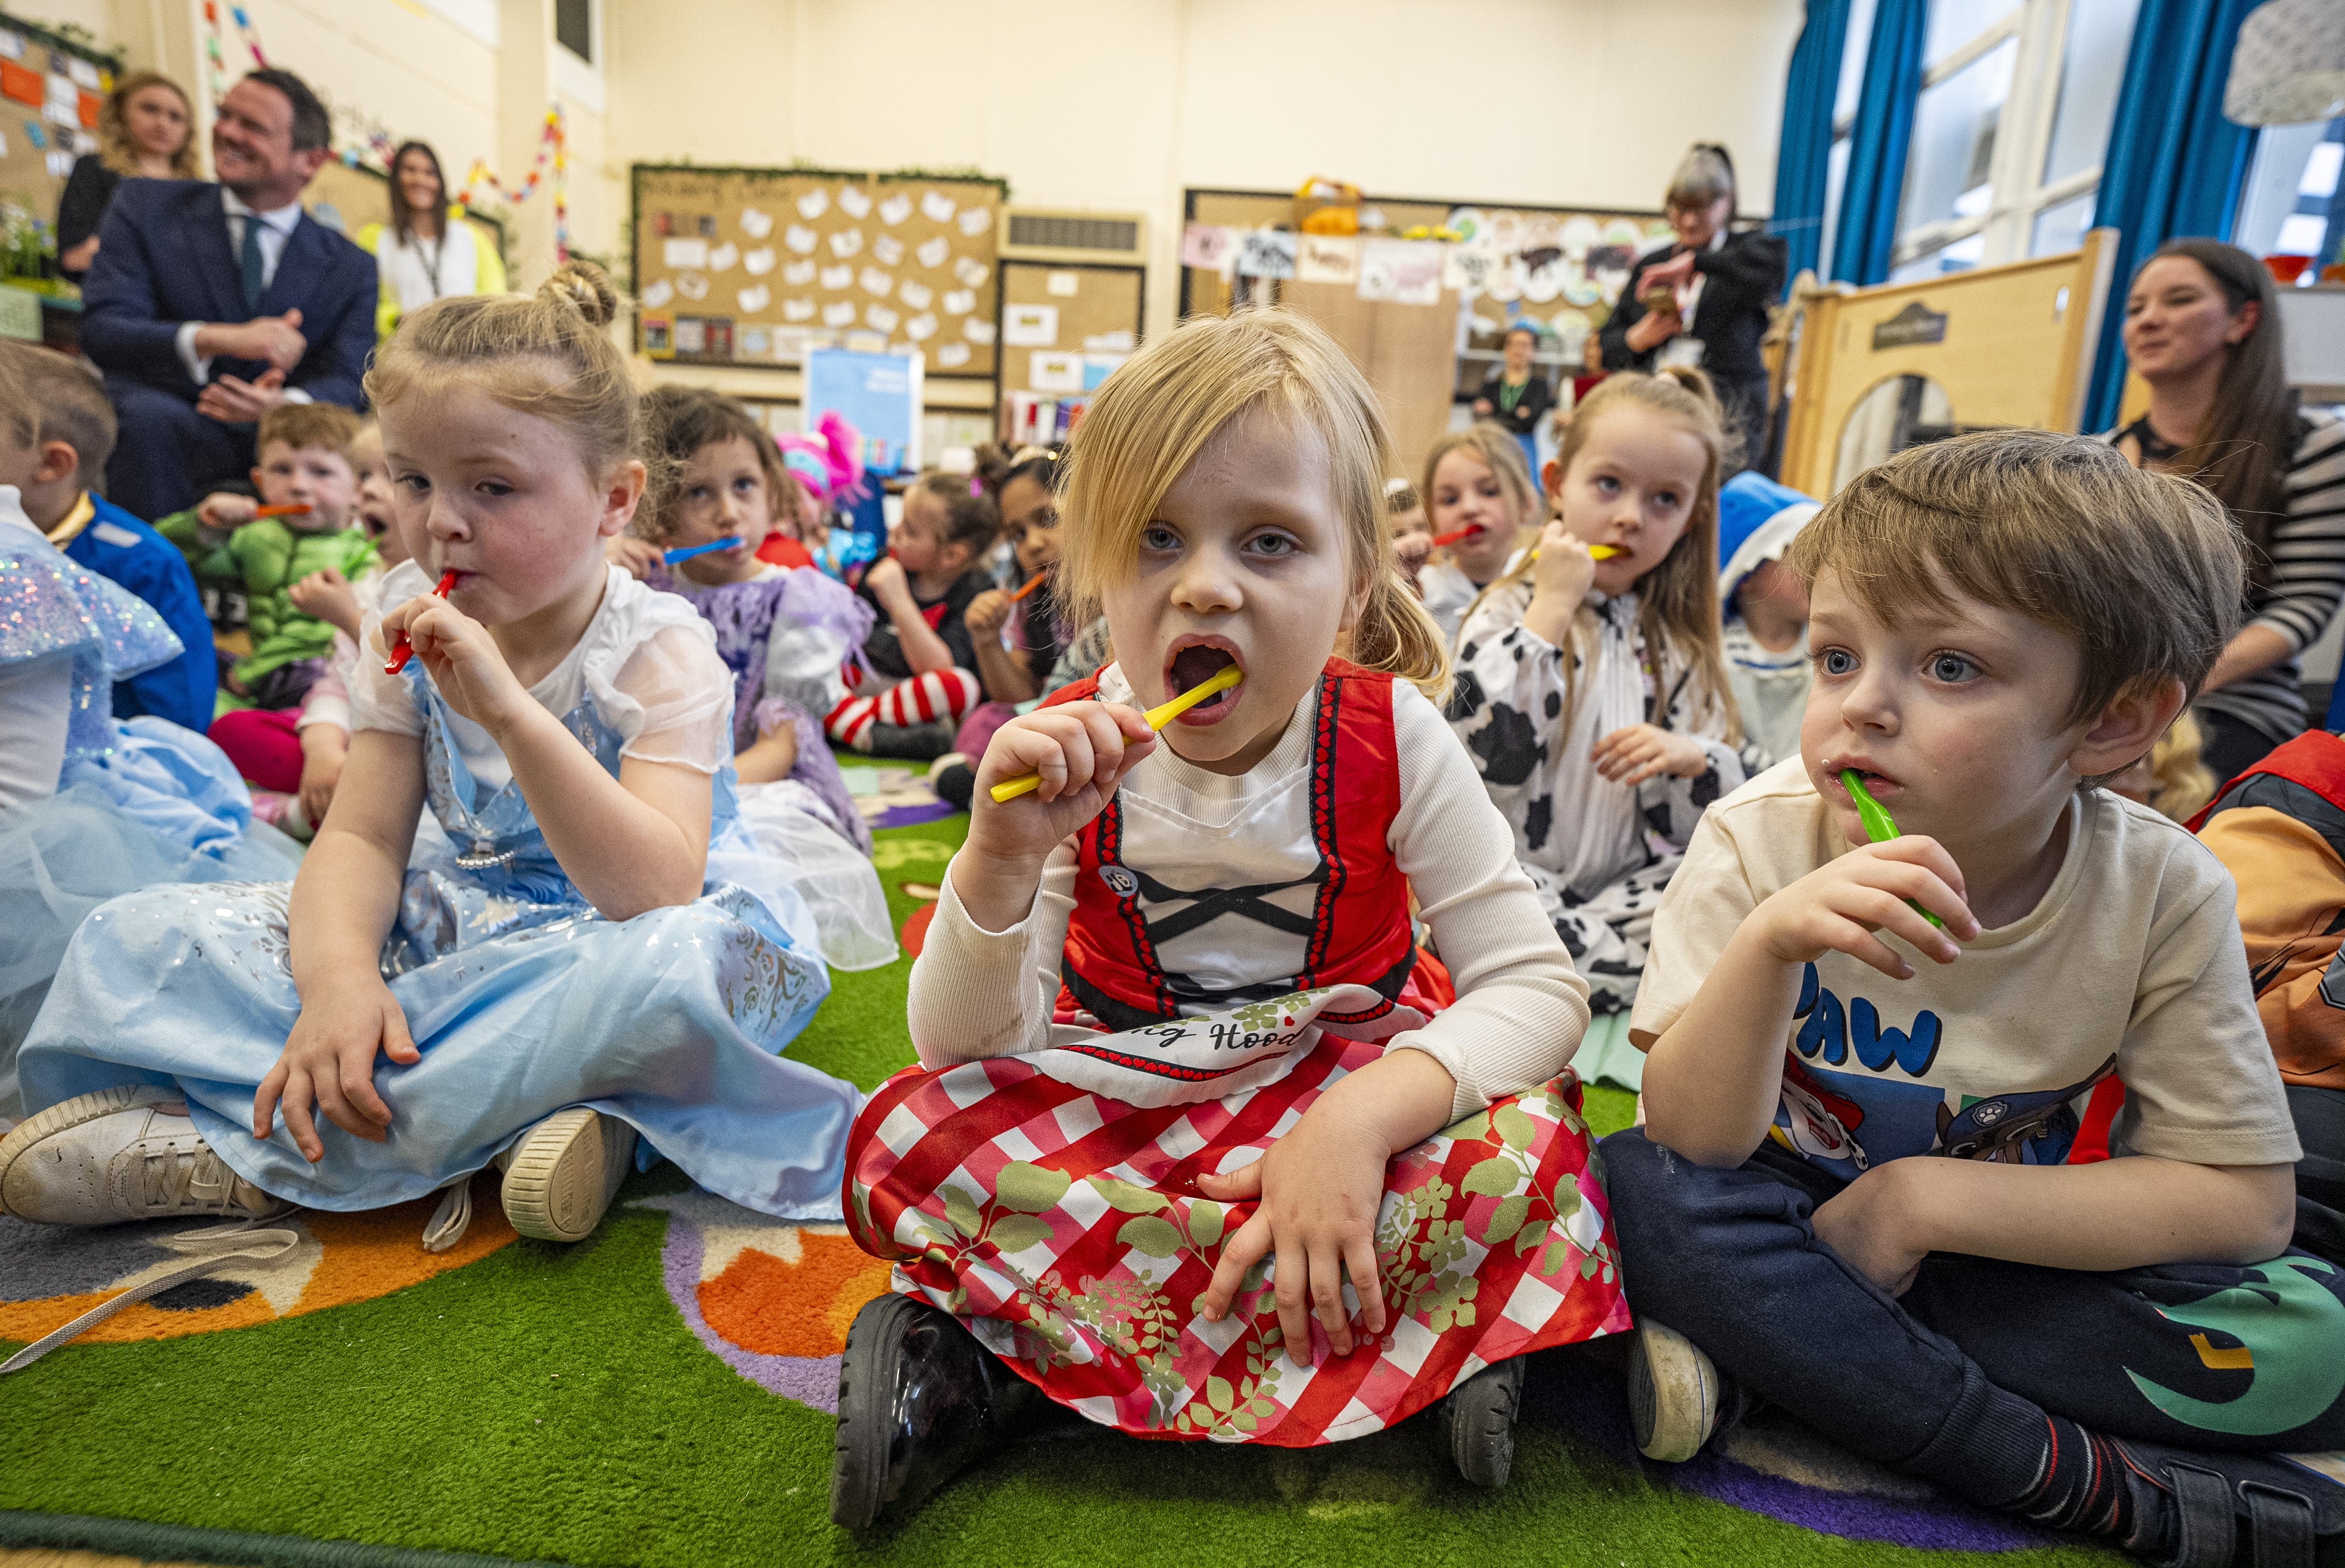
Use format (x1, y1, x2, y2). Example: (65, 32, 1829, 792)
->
(1599, 145, 1786, 474)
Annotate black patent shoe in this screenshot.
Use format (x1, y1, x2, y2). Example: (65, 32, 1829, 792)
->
(832, 1293, 1031, 1528)
(2110, 1441, 2345, 1567)
(1434, 1355, 1526, 1489)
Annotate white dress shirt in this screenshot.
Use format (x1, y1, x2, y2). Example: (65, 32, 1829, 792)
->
(174, 190, 312, 400)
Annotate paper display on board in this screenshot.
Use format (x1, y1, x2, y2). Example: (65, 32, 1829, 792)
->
(837, 186, 872, 219)
(783, 297, 816, 322)
(898, 280, 934, 310)
(1083, 329, 1137, 352)
(820, 264, 853, 290)
(879, 194, 913, 226)
(920, 191, 956, 223)
(954, 257, 990, 289)
(739, 207, 774, 240)
(797, 189, 829, 220)
(708, 242, 740, 273)
(872, 234, 904, 267)
(1046, 270, 1080, 297)
(674, 271, 710, 301)
(959, 206, 992, 237)
(829, 229, 863, 259)
(1029, 351, 1082, 393)
(1234, 229, 1298, 279)
(916, 237, 950, 270)
(964, 319, 997, 345)
(1003, 303, 1058, 348)
(1442, 245, 1492, 295)
(943, 288, 975, 316)
(1083, 353, 1127, 390)
(744, 247, 776, 276)
(640, 279, 674, 309)
(936, 341, 972, 369)
(823, 301, 857, 327)
(663, 238, 708, 269)
(784, 225, 818, 255)
(1358, 239, 1444, 305)
(866, 304, 900, 333)
(904, 312, 938, 341)
(1180, 223, 1234, 272)
(737, 284, 771, 313)
(1295, 235, 1361, 285)
(783, 259, 817, 285)
(860, 266, 894, 297)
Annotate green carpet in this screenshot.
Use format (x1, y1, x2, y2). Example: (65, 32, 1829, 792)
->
(0, 813, 2119, 1568)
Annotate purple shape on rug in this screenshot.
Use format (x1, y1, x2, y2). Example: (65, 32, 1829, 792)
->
(1525, 1352, 2062, 1553)
(655, 1209, 843, 1413)
(872, 800, 958, 829)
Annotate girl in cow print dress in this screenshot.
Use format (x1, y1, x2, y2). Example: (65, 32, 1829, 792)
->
(1449, 369, 1746, 1018)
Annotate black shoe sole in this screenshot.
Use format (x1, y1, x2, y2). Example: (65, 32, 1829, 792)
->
(1440, 1356, 1526, 1489)
(832, 1293, 927, 1528)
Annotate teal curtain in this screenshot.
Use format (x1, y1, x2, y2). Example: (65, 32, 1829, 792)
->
(1828, 0, 1927, 285)
(2082, 0, 2262, 431)
(1771, 0, 1857, 288)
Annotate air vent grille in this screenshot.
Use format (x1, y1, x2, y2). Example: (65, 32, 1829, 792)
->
(1007, 214, 1140, 253)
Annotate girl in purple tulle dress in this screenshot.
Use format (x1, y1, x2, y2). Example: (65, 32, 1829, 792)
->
(621, 388, 895, 970)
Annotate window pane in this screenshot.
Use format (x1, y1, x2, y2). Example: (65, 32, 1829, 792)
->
(1822, 134, 1853, 270)
(2029, 189, 2097, 256)
(1836, 0, 1882, 125)
(2235, 118, 2345, 261)
(1890, 232, 1988, 284)
(1926, 0, 2016, 67)
(2041, 0, 2142, 186)
(1898, 38, 2018, 242)
(555, 0, 591, 61)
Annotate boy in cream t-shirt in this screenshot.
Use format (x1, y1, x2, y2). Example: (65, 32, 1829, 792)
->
(1604, 433, 2345, 1564)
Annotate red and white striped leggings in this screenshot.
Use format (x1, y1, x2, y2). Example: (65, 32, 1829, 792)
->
(823, 668, 982, 751)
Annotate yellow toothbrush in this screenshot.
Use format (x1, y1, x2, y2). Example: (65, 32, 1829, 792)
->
(989, 665, 1245, 804)
(1528, 544, 1621, 562)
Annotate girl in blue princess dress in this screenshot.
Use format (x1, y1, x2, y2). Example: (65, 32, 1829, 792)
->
(0, 376, 298, 1119)
(1, 265, 861, 1247)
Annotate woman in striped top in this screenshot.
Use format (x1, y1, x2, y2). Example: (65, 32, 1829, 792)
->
(2109, 239, 2345, 780)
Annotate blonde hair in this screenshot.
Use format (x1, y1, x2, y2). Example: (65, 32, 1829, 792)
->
(98, 73, 197, 181)
(1464, 368, 1737, 739)
(1419, 422, 1538, 545)
(366, 263, 640, 494)
(1058, 309, 1449, 701)
(1665, 144, 1736, 214)
(1785, 429, 2244, 728)
(2146, 710, 2218, 822)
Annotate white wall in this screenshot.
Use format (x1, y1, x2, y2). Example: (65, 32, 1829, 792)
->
(604, 0, 1806, 334)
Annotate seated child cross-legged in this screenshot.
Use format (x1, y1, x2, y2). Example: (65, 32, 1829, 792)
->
(160, 402, 375, 713)
(1606, 431, 2345, 1562)
(823, 472, 1000, 758)
(0, 267, 859, 1271)
(832, 310, 1627, 1529)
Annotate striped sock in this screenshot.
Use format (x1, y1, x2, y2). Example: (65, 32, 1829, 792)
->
(825, 695, 881, 751)
(874, 669, 981, 728)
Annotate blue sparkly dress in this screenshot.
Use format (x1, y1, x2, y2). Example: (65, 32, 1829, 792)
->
(20, 567, 863, 1219)
(0, 503, 298, 1119)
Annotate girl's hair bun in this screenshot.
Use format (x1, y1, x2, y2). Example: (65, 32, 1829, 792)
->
(540, 261, 619, 329)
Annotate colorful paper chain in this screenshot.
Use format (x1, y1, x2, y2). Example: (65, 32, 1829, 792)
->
(212, 2, 569, 263)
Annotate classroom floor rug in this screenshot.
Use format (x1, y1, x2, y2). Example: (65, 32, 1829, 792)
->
(0, 814, 2124, 1568)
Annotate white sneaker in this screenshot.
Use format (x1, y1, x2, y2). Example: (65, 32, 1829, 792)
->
(1628, 1317, 1725, 1462)
(499, 1107, 634, 1243)
(0, 1085, 293, 1226)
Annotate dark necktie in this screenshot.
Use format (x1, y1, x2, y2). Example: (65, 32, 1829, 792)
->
(240, 215, 266, 313)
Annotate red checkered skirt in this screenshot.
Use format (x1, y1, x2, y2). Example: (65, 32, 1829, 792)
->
(844, 1037, 1631, 1444)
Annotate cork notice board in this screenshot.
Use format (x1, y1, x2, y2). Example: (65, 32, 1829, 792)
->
(632, 165, 1006, 378)
(997, 259, 1142, 396)
(0, 14, 120, 235)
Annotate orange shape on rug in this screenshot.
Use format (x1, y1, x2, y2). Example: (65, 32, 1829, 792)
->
(698, 1230, 892, 1358)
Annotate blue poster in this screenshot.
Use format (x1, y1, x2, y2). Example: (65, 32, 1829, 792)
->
(801, 348, 923, 477)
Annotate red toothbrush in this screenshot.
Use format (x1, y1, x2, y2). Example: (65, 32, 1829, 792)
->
(384, 570, 460, 674)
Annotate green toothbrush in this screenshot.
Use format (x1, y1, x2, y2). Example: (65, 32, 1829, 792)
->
(1840, 769, 1946, 930)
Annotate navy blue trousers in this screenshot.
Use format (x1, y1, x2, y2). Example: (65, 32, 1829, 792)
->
(104, 379, 255, 522)
(1599, 1128, 2345, 1508)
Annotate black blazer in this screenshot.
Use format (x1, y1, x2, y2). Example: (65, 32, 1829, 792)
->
(79, 179, 377, 410)
(56, 154, 120, 276)
(1598, 229, 1787, 389)
(1472, 371, 1554, 436)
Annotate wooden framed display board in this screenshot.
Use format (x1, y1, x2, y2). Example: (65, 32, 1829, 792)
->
(632, 164, 1006, 379)
(996, 259, 1142, 395)
(1776, 231, 2116, 497)
(0, 13, 122, 256)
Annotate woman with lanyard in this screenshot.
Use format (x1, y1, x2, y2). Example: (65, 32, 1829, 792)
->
(1598, 144, 1786, 475)
(355, 141, 506, 338)
(56, 73, 199, 281)
(1471, 323, 1554, 475)
(2110, 238, 2345, 780)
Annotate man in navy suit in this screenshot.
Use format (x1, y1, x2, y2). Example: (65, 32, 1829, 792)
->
(80, 69, 375, 520)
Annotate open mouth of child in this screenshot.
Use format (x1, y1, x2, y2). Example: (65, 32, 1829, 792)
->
(1164, 641, 1242, 724)
(1832, 760, 1901, 798)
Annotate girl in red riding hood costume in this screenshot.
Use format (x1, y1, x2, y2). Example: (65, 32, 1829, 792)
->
(831, 309, 1630, 1527)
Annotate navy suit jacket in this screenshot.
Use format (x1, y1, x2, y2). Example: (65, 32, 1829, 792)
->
(61, 493, 217, 732)
(80, 179, 375, 410)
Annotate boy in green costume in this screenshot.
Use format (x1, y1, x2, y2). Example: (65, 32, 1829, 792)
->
(158, 401, 372, 712)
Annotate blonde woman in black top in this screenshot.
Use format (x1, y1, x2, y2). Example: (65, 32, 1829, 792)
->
(57, 72, 198, 279)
